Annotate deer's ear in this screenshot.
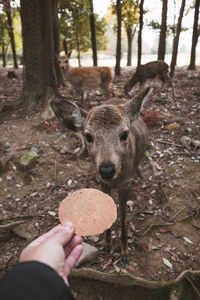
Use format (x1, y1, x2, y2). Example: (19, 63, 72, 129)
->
(54, 53, 59, 60)
(51, 96, 84, 133)
(123, 87, 152, 121)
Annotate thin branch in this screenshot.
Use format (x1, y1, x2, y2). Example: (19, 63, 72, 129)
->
(170, 206, 188, 222)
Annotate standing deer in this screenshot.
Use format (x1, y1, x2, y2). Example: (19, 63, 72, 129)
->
(56, 52, 114, 108)
(51, 88, 151, 261)
(124, 60, 173, 97)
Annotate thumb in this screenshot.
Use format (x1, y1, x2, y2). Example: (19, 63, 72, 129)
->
(52, 222, 74, 246)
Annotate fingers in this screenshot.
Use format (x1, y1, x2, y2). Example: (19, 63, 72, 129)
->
(27, 222, 74, 248)
(64, 244, 83, 278)
(52, 222, 74, 246)
(64, 235, 82, 258)
(26, 225, 62, 247)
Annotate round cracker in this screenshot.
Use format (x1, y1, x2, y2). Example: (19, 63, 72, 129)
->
(58, 188, 117, 236)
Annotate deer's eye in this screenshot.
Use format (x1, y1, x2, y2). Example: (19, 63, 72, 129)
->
(120, 131, 129, 141)
(85, 133, 93, 143)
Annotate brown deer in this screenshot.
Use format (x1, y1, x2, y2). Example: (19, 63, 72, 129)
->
(124, 60, 174, 97)
(56, 52, 114, 108)
(51, 87, 151, 261)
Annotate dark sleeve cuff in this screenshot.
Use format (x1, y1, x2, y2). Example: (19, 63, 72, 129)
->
(0, 261, 75, 300)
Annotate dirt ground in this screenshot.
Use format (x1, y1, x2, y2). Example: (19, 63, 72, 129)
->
(0, 65, 200, 287)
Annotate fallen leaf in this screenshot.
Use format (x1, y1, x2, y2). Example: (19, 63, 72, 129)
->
(183, 237, 193, 244)
(160, 227, 172, 233)
(165, 122, 180, 131)
(162, 257, 173, 269)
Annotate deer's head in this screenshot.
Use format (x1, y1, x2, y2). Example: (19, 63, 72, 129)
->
(51, 88, 150, 186)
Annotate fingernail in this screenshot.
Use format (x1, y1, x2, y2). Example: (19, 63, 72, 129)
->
(63, 221, 73, 231)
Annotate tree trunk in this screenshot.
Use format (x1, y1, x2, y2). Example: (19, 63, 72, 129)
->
(138, 0, 144, 67)
(188, 0, 200, 70)
(63, 39, 68, 54)
(158, 0, 168, 60)
(75, 31, 81, 66)
(5, 0, 18, 69)
(20, 0, 58, 106)
(115, 0, 122, 75)
(126, 26, 136, 66)
(52, 0, 64, 86)
(169, 0, 186, 77)
(89, 0, 97, 66)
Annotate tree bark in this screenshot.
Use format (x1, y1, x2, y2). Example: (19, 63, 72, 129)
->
(158, 0, 168, 60)
(4, 0, 18, 69)
(188, 0, 200, 70)
(115, 0, 122, 75)
(89, 0, 97, 66)
(20, 0, 58, 106)
(137, 0, 144, 67)
(169, 0, 186, 77)
(126, 26, 136, 66)
(75, 31, 81, 66)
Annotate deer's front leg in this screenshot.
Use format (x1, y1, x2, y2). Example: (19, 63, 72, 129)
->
(101, 182, 112, 253)
(118, 187, 130, 260)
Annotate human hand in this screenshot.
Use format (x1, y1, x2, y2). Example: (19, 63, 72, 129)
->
(19, 222, 83, 285)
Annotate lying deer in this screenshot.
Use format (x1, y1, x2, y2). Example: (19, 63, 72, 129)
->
(51, 87, 151, 260)
(56, 52, 114, 108)
(124, 60, 174, 98)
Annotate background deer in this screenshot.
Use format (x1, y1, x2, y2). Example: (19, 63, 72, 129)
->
(56, 52, 114, 108)
(124, 60, 174, 98)
(51, 88, 151, 261)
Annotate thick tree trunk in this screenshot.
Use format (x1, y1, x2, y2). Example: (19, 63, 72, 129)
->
(52, 0, 64, 86)
(170, 0, 186, 77)
(5, 0, 18, 69)
(158, 0, 168, 60)
(115, 0, 122, 75)
(20, 0, 58, 106)
(188, 0, 200, 70)
(138, 0, 144, 67)
(75, 31, 81, 67)
(89, 0, 97, 66)
(126, 26, 136, 66)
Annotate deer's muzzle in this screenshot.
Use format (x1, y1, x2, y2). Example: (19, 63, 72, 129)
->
(99, 162, 115, 179)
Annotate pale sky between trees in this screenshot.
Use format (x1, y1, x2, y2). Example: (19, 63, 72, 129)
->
(93, 0, 199, 52)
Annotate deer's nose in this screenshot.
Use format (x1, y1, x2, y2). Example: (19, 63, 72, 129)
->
(99, 163, 115, 179)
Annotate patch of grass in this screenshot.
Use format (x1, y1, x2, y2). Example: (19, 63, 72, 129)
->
(180, 216, 193, 225)
(168, 167, 176, 175)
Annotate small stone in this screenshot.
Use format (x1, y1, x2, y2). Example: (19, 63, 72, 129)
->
(67, 179, 72, 186)
(48, 211, 56, 216)
(60, 134, 67, 139)
(19, 151, 38, 169)
(31, 147, 39, 153)
(61, 145, 68, 154)
(88, 235, 99, 243)
(3, 142, 10, 149)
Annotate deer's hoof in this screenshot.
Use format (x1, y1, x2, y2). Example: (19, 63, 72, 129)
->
(122, 256, 129, 266)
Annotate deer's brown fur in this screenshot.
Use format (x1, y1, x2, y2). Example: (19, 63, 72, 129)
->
(51, 88, 151, 259)
(124, 60, 173, 97)
(56, 53, 114, 107)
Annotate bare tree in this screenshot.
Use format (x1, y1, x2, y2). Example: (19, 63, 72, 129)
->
(89, 0, 97, 66)
(188, 0, 200, 70)
(170, 0, 186, 77)
(137, 0, 144, 67)
(20, 0, 59, 106)
(4, 0, 18, 68)
(158, 0, 168, 60)
(115, 0, 122, 75)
